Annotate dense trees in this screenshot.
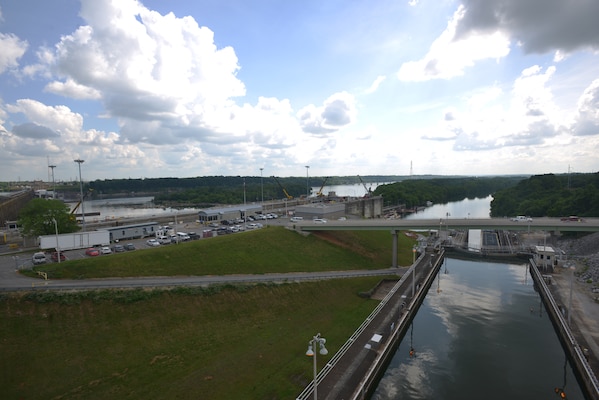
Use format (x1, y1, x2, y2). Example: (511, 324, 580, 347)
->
(18, 198, 80, 237)
(373, 177, 524, 208)
(490, 173, 599, 217)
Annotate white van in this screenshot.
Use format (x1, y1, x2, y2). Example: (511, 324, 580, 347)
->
(290, 216, 303, 222)
(176, 232, 191, 241)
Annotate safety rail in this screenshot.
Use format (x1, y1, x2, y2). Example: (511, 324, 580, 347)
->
(529, 259, 599, 399)
(295, 254, 426, 400)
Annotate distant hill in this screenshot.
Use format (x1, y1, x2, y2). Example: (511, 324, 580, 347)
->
(490, 173, 599, 217)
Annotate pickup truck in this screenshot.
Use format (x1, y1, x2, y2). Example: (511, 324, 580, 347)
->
(511, 215, 532, 222)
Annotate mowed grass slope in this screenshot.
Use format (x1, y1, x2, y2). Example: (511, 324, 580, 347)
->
(3, 228, 417, 399)
(1, 280, 384, 400)
(31, 226, 417, 279)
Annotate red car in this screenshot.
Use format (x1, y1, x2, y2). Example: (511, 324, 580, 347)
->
(85, 247, 100, 256)
(51, 252, 66, 262)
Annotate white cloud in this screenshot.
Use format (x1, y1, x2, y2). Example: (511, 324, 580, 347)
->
(365, 75, 386, 94)
(572, 79, 599, 136)
(0, 33, 28, 74)
(297, 92, 357, 136)
(397, 5, 510, 81)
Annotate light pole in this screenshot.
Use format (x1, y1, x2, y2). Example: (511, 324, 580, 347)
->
(260, 168, 264, 205)
(306, 333, 328, 400)
(49, 164, 56, 199)
(568, 263, 576, 327)
(74, 159, 85, 231)
(305, 165, 310, 199)
(52, 218, 61, 263)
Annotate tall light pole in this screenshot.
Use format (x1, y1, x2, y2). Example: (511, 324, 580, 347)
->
(306, 333, 328, 400)
(74, 159, 85, 231)
(49, 164, 56, 199)
(260, 168, 264, 205)
(52, 218, 61, 263)
(305, 165, 310, 199)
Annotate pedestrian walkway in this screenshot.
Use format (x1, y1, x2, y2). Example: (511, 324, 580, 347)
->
(296, 248, 445, 400)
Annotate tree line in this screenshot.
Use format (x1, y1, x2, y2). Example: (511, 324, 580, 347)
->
(373, 176, 526, 208)
(490, 173, 599, 217)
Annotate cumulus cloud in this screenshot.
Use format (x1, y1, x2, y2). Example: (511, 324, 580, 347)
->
(298, 92, 357, 136)
(456, 0, 599, 55)
(397, 6, 510, 81)
(572, 79, 599, 136)
(0, 33, 28, 74)
(12, 122, 59, 139)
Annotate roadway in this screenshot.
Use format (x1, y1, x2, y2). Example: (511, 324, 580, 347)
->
(294, 217, 599, 232)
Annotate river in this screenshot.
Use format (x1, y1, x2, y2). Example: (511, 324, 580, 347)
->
(371, 258, 585, 399)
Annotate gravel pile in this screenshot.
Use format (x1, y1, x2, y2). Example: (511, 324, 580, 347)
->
(558, 232, 599, 292)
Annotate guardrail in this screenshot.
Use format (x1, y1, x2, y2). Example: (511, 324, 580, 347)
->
(295, 252, 432, 400)
(529, 259, 599, 400)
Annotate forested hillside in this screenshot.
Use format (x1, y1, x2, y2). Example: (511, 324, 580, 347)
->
(490, 173, 599, 217)
(373, 176, 524, 208)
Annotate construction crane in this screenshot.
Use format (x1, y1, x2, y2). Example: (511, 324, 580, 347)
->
(70, 189, 93, 217)
(316, 177, 330, 197)
(357, 175, 372, 197)
(272, 176, 293, 200)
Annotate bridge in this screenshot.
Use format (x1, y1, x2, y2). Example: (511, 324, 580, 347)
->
(294, 217, 599, 233)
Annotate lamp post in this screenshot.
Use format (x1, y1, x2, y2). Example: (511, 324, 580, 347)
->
(74, 159, 85, 231)
(305, 165, 310, 199)
(568, 263, 575, 327)
(260, 168, 264, 205)
(52, 218, 61, 263)
(306, 333, 328, 400)
(49, 164, 56, 199)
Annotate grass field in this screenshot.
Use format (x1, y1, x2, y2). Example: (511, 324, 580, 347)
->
(4, 228, 417, 399)
(28, 227, 417, 279)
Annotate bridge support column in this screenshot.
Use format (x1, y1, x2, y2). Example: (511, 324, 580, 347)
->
(391, 230, 398, 268)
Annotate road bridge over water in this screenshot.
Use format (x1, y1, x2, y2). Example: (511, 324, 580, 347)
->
(295, 217, 599, 233)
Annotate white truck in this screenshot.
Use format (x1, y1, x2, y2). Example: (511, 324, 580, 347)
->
(38, 230, 110, 251)
(511, 215, 533, 222)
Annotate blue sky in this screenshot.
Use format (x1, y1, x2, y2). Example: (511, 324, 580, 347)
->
(1, 0, 598, 182)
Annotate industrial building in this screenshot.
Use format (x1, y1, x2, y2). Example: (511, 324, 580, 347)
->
(197, 204, 262, 224)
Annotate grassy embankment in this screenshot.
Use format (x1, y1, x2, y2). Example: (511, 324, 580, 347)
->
(3, 227, 417, 399)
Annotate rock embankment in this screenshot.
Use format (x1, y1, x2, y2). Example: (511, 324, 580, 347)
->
(558, 232, 599, 297)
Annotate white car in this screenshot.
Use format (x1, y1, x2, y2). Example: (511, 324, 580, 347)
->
(313, 218, 328, 223)
(511, 215, 532, 222)
(146, 239, 160, 247)
(100, 246, 112, 255)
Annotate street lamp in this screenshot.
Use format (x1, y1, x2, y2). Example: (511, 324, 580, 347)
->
(306, 333, 328, 400)
(74, 159, 85, 231)
(49, 164, 56, 199)
(260, 168, 264, 205)
(305, 165, 310, 199)
(52, 218, 61, 263)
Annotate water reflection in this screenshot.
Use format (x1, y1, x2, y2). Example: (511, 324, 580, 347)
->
(372, 258, 585, 400)
(405, 196, 492, 220)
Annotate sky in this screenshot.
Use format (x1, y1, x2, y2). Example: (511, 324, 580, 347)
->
(1, 0, 598, 182)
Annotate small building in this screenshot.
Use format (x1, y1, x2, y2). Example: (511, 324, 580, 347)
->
(105, 221, 160, 242)
(197, 204, 262, 224)
(534, 245, 556, 271)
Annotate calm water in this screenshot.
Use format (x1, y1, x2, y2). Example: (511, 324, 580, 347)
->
(371, 258, 585, 400)
(405, 196, 493, 220)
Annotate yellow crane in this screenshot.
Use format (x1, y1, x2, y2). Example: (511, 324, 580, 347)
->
(316, 177, 330, 197)
(272, 176, 293, 200)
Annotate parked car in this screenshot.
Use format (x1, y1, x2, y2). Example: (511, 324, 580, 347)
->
(112, 244, 125, 252)
(85, 247, 100, 256)
(32, 252, 47, 265)
(146, 239, 160, 247)
(188, 232, 200, 240)
(100, 246, 112, 255)
(51, 252, 66, 262)
(124, 243, 136, 251)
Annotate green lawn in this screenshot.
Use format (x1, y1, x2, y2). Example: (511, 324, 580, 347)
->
(3, 227, 417, 399)
(28, 227, 417, 279)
